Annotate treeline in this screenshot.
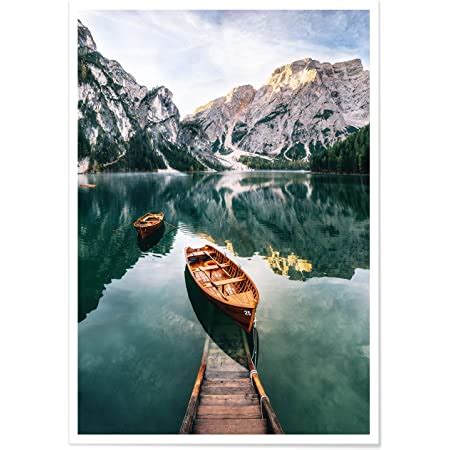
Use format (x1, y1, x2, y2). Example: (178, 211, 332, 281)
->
(238, 155, 309, 170)
(310, 125, 370, 174)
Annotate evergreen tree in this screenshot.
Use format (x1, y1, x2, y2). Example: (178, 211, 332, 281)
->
(309, 125, 370, 174)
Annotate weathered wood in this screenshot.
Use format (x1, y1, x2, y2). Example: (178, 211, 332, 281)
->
(201, 386, 255, 396)
(202, 379, 252, 388)
(199, 394, 259, 406)
(193, 418, 268, 434)
(179, 337, 209, 434)
(206, 363, 248, 372)
(181, 319, 283, 434)
(205, 370, 249, 380)
(242, 330, 284, 434)
(197, 404, 261, 418)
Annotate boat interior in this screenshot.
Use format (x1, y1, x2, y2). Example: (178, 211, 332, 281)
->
(140, 213, 163, 225)
(186, 247, 258, 307)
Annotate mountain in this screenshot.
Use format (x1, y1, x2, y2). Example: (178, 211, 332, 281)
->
(77, 20, 224, 173)
(78, 20, 369, 172)
(182, 58, 369, 168)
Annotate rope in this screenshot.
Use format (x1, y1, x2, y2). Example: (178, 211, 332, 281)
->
(164, 220, 177, 229)
(249, 369, 258, 386)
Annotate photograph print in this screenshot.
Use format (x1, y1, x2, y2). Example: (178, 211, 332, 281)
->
(73, 2, 378, 444)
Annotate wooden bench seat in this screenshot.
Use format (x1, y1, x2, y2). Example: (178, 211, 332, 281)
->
(212, 276, 245, 287)
(196, 262, 231, 272)
(199, 265, 220, 271)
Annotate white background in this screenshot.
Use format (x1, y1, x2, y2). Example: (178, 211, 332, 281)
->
(1, 0, 449, 449)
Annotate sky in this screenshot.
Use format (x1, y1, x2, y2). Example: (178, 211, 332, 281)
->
(79, 10, 370, 118)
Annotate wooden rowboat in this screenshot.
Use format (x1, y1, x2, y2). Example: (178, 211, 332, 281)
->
(185, 245, 259, 333)
(133, 212, 164, 239)
(79, 183, 96, 188)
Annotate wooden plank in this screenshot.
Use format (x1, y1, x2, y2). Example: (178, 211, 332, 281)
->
(201, 386, 255, 395)
(196, 405, 261, 419)
(203, 379, 252, 388)
(241, 330, 284, 434)
(206, 363, 248, 373)
(199, 264, 220, 271)
(179, 337, 209, 434)
(212, 276, 245, 287)
(205, 370, 249, 380)
(199, 394, 259, 406)
(193, 418, 267, 434)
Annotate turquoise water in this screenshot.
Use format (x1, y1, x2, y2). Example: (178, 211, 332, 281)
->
(78, 171, 370, 434)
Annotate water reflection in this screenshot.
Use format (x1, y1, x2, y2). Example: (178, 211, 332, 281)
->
(78, 172, 370, 434)
(79, 172, 369, 321)
(136, 223, 166, 252)
(266, 246, 313, 279)
(184, 268, 254, 367)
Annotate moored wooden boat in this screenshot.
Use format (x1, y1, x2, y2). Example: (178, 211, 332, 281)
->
(133, 212, 164, 239)
(79, 183, 96, 188)
(185, 245, 259, 333)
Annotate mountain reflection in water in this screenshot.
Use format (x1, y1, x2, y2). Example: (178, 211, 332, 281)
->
(78, 172, 369, 435)
(79, 172, 368, 321)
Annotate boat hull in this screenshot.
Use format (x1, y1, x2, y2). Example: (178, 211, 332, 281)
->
(185, 245, 258, 334)
(134, 219, 163, 239)
(133, 212, 164, 239)
(204, 291, 256, 334)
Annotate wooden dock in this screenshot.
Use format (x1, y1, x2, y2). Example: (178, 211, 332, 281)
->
(179, 324, 283, 434)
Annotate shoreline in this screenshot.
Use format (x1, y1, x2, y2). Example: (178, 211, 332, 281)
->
(78, 169, 370, 176)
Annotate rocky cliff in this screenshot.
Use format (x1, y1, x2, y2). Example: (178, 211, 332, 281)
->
(78, 20, 369, 172)
(77, 20, 223, 173)
(182, 58, 369, 167)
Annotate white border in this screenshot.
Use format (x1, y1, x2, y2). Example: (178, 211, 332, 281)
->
(69, 0, 379, 444)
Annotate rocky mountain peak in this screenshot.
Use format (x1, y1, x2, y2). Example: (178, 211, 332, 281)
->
(225, 84, 256, 103)
(265, 58, 318, 92)
(78, 21, 223, 172)
(182, 57, 369, 166)
(78, 19, 369, 173)
(78, 20, 97, 53)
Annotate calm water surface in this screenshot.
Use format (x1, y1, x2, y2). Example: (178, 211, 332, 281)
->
(78, 171, 369, 434)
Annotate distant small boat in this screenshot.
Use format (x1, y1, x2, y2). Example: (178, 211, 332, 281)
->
(133, 212, 164, 239)
(185, 245, 259, 333)
(79, 183, 96, 188)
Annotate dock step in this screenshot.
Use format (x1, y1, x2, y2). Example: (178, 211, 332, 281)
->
(192, 418, 268, 434)
(205, 370, 249, 380)
(201, 385, 255, 395)
(197, 404, 261, 419)
(180, 331, 283, 434)
(199, 393, 259, 406)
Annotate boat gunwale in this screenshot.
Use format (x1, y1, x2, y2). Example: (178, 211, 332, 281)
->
(184, 244, 259, 333)
(133, 212, 164, 229)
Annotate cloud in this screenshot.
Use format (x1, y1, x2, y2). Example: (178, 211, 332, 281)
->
(78, 10, 369, 117)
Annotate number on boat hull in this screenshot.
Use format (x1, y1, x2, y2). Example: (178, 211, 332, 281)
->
(244, 310, 251, 316)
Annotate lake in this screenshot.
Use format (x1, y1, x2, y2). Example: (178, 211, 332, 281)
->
(78, 171, 370, 434)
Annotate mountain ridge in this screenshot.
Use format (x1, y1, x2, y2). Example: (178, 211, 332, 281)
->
(77, 20, 224, 173)
(78, 21, 369, 173)
(181, 57, 369, 167)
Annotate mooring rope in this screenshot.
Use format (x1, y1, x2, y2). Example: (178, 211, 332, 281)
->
(164, 220, 178, 229)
